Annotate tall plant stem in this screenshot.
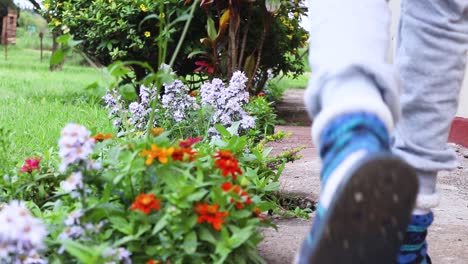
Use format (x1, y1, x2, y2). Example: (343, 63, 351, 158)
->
(169, 0, 200, 69)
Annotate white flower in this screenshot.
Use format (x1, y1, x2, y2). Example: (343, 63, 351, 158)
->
(61, 172, 83, 193)
(161, 80, 200, 122)
(200, 71, 255, 138)
(58, 124, 95, 172)
(64, 210, 84, 226)
(103, 247, 132, 264)
(58, 226, 85, 240)
(0, 201, 47, 259)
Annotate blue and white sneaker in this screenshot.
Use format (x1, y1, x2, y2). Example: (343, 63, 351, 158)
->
(397, 212, 434, 264)
(296, 112, 418, 264)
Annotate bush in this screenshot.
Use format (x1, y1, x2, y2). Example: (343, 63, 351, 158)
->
(44, 0, 308, 94)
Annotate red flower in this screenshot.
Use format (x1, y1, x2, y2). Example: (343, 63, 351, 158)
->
(131, 193, 161, 214)
(147, 260, 162, 264)
(179, 136, 202, 148)
(19, 157, 41, 173)
(221, 182, 233, 192)
(92, 133, 113, 142)
(257, 92, 266, 97)
(214, 150, 242, 180)
(194, 61, 215, 74)
(232, 199, 244, 209)
(171, 147, 197, 162)
(194, 202, 229, 231)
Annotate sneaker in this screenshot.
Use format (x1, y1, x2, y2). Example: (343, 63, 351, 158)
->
(296, 112, 419, 264)
(397, 212, 434, 264)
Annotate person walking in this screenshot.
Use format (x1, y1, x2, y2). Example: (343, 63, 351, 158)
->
(296, 0, 468, 263)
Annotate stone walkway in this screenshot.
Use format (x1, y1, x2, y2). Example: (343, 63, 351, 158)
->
(258, 89, 468, 263)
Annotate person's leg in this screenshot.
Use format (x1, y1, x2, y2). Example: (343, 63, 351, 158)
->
(393, 0, 468, 262)
(298, 0, 418, 263)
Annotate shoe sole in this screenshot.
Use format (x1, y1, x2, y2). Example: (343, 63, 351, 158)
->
(306, 153, 418, 264)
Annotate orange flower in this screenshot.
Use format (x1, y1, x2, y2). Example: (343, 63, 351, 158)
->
(222, 183, 252, 210)
(151, 127, 165, 136)
(171, 147, 197, 162)
(214, 150, 242, 180)
(131, 193, 161, 214)
(194, 202, 228, 231)
(189, 91, 198, 97)
(93, 133, 113, 142)
(141, 144, 175, 165)
(253, 208, 267, 222)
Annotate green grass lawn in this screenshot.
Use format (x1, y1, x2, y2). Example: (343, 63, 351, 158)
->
(273, 72, 310, 90)
(0, 42, 112, 166)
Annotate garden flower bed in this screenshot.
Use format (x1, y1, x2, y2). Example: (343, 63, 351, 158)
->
(0, 69, 303, 263)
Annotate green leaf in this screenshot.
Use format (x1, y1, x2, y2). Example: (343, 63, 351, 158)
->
(244, 53, 256, 80)
(187, 189, 208, 202)
(69, 39, 83, 47)
(199, 228, 216, 244)
(264, 182, 280, 192)
(187, 50, 209, 59)
(109, 216, 132, 235)
(56, 34, 71, 43)
(214, 124, 230, 138)
(85, 81, 99, 91)
(62, 240, 95, 263)
(229, 226, 253, 248)
(227, 122, 240, 136)
(50, 50, 66, 66)
(207, 16, 217, 41)
(152, 214, 168, 235)
(183, 231, 198, 254)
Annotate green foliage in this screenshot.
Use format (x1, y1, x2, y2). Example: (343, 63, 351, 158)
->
(195, 0, 309, 93)
(44, 0, 308, 94)
(245, 96, 277, 139)
(43, 0, 196, 78)
(2, 124, 278, 263)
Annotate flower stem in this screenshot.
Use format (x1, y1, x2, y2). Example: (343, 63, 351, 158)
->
(169, 0, 200, 69)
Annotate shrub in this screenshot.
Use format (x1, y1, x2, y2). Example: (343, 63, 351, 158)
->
(44, 0, 308, 94)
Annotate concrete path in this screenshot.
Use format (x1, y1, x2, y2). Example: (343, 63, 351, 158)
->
(259, 89, 468, 263)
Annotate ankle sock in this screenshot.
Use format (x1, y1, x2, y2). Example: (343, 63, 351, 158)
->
(398, 212, 434, 264)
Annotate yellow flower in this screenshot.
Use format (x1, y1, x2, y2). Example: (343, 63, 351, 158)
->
(141, 144, 175, 165)
(53, 19, 62, 26)
(160, 12, 165, 19)
(286, 34, 293, 40)
(108, 0, 112, 3)
(140, 4, 148, 12)
(144, 31, 151, 38)
(294, 12, 299, 18)
(151, 127, 165, 136)
(57, 2, 62, 7)
(43, 3, 50, 9)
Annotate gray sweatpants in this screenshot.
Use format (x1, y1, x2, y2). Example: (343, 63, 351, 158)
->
(304, 0, 468, 211)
